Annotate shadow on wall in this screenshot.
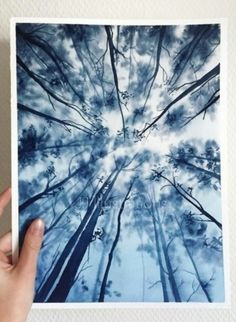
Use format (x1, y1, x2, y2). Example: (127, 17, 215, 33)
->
(0, 41, 12, 235)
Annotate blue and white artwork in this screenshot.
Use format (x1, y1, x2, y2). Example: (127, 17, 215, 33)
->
(15, 21, 225, 303)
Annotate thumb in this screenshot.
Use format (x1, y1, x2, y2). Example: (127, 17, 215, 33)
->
(16, 219, 44, 278)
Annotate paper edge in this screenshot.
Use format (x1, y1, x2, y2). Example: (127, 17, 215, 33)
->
(10, 17, 230, 308)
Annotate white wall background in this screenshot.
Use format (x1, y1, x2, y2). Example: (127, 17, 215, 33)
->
(0, 0, 235, 321)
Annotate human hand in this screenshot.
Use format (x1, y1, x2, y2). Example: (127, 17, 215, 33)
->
(0, 188, 44, 322)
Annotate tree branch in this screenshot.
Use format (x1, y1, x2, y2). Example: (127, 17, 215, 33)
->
(140, 64, 220, 136)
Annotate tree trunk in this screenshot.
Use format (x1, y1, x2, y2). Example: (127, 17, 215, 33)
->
(175, 215, 212, 302)
(16, 26, 86, 104)
(44, 175, 95, 236)
(142, 26, 166, 113)
(18, 103, 91, 135)
(17, 56, 93, 126)
(140, 63, 220, 135)
(148, 203, 169, 302)
(34, 170, 115, 302)
(159, 174, 222, 230)
(173, 157, 220, 181)
(46, 169, 122, 302)
(98, 180, 134, 302)
(19, 165, 81, 213)
(170, 25, 211, 86)
(105, 26, 126, 139)
(19, 141, 111, 213)
(66, 26, 100, 96)
(91, 204, 116, 301)
(155, 205, 182, 302)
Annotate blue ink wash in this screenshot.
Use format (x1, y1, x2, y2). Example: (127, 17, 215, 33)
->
(15, 23, 224, 303)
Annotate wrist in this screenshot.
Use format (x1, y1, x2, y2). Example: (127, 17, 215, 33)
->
(0, 308, 27, 322)
(1, 315, 27, 322)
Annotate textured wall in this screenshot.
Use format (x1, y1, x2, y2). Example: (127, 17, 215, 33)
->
(0, 0, 235, 321)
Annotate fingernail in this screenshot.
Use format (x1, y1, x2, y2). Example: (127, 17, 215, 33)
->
(30, 219, 45, 237)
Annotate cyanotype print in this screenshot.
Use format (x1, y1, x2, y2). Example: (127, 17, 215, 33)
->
(16, 22, 224, 303)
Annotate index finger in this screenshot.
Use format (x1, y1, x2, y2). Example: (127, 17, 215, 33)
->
(0, 187, 11, 217)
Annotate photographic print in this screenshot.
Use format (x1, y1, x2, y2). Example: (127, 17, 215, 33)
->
(12, 19, 226, 304)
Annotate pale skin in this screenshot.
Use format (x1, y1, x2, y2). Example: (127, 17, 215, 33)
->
(0, 188, 44, 322)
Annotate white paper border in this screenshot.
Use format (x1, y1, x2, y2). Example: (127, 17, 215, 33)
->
(10, 17, 230, 309)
